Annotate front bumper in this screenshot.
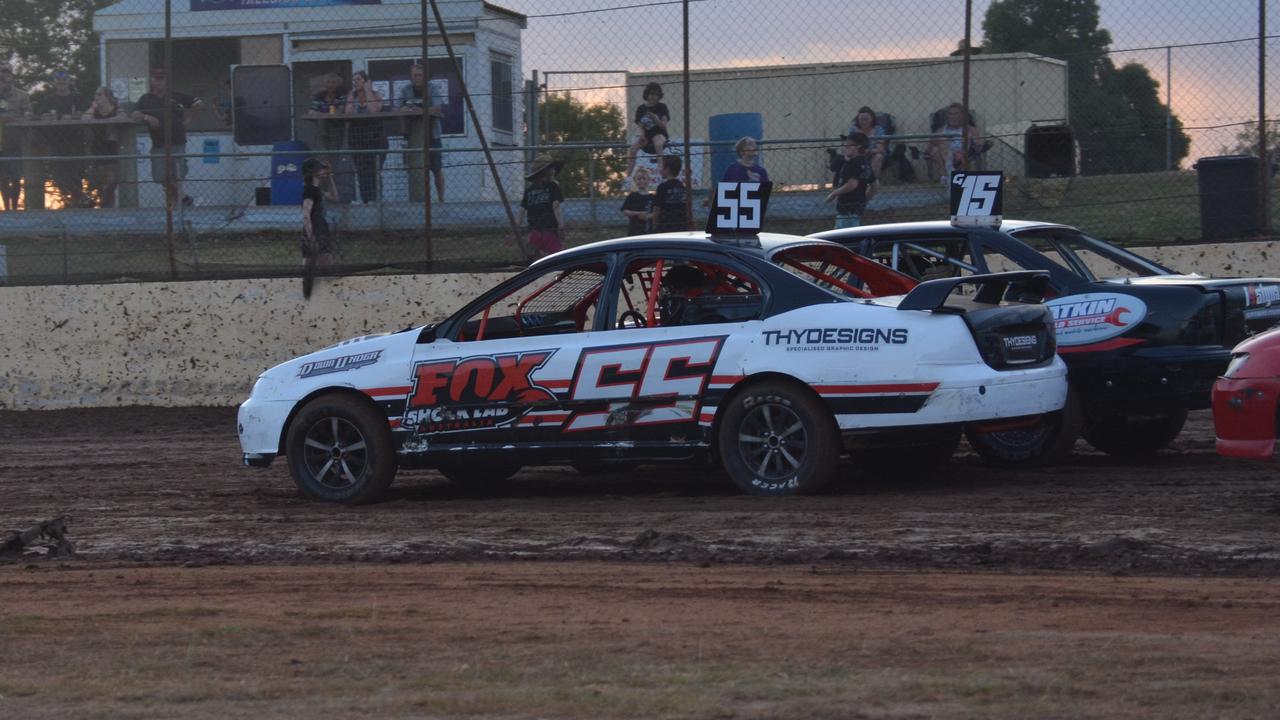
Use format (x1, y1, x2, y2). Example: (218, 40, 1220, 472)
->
(1212, 376, 1280, 459)
(237, 397, 295, 467)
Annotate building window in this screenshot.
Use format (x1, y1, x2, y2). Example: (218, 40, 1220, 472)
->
(491, 54, 513, 133)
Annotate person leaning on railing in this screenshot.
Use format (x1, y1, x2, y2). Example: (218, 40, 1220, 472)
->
(83, 86, 123, 208)
(0, 65, 34, 211)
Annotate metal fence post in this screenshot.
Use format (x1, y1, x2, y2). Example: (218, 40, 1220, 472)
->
(588, 149, 597, 226)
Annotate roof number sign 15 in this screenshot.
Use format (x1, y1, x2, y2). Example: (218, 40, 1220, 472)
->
(950, 171, 1003, 229)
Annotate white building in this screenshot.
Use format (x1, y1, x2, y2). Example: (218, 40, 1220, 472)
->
(93, 0, 526, 207)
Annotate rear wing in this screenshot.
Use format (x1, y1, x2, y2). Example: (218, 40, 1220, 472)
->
(897, 271, 1050, 312)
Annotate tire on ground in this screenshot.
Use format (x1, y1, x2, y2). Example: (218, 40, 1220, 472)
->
(965, 386, 1082, 465)
(1082, 408, 1188, 457)
(285, 393, 397, 504)
(717, 380, 840, 496)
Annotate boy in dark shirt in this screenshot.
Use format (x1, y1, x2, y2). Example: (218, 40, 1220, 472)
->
(620, 166, 654, 236)
(626, 82, 669, 175)
(518, 153, 564, 258)
(824, 132, 877, 229)
(652, 155, 688, 233)
(301, 158, 339, 298)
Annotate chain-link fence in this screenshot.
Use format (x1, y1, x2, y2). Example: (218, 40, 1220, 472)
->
(0, 0, 1275, 286)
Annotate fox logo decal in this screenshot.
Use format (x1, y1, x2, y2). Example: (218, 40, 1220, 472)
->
(403, 350, 557, 432)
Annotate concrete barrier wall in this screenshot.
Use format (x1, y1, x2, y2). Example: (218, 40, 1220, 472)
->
(2, 239, 1278, 410)
(0, 272, 511, 410)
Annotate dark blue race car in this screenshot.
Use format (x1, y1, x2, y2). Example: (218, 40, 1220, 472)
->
(814, 219, 1280, 460)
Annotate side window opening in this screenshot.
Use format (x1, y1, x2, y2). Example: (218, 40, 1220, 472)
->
(456, 262, 607, 341)
(773, 243, 916, 298)
(614, 257, 763, 329)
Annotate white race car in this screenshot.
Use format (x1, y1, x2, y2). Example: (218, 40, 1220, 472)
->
(238, 231, 1069, 502)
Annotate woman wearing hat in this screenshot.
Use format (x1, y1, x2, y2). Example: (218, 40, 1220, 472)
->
(518, 153, 564, 258)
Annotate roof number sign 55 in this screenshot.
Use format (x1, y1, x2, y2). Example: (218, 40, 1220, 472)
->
(707, 181, 773, 235)
(950, 171, 1003, 229)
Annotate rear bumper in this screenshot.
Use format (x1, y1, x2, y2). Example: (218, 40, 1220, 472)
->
(1068, 345, 1233, 413)
(1213, 376, 1280, 459)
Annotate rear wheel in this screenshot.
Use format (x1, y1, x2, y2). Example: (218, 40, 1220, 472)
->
(717, 381, 839, 496)
(966, 387, 1082, 465)
(1083, 409, 1188, 457)
(286, 393, 396, 504)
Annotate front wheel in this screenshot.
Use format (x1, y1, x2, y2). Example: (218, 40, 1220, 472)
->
(285, 393, 396, 504)
(717, 381, 839, 496)
(1083, 409, 1188, 457)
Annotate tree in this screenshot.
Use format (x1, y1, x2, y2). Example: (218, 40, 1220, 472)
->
(983, 0, 1189, 174)
(1222, 121, 1280, 159)
(539, 92, 627, 197)
(0, 0, 112, 107)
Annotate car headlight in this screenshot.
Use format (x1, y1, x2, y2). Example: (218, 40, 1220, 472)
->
(1224, 353, 1251, 378)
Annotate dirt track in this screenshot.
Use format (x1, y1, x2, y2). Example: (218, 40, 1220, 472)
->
(3, 407, 1279, 573)
(4, 407, 1280, 718)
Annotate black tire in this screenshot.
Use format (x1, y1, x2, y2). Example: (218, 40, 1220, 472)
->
(436, 460, 521, 488)
(1082, 408, 1188, 457)
(717, 381, 840, 496)
(965, 387, 1082, 465)
(285, 393, 396, 504)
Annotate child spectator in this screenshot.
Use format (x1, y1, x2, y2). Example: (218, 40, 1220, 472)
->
(652, 155, 688, 232)
(301, 158, 339, 298)
(722, 136, 769, 183)
(620, 166, 655, 236)
(626, 82, 669, 175)
(518, 153, 565, 258)
(824, 133, 877, 229)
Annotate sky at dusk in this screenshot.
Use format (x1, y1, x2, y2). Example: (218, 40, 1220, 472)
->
(502, 0, 1279, 165)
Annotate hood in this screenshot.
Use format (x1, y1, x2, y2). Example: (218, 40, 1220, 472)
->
(266, 328, 418, 381)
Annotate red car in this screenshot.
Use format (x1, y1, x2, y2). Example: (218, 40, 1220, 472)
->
(1213, 326, 1280, 458)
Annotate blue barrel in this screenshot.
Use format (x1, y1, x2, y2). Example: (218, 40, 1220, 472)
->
(270, 140, 308, 205)
(709, 113, 764, 184)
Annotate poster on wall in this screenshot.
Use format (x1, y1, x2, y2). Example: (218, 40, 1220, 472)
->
(190, 0, 379, 11)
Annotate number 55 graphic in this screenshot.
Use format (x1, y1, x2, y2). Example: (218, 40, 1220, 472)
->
(707, 181, 773, 235)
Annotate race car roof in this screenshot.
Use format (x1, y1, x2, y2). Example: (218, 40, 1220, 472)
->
(834, 219, 1076, 235)
(530, 231, 830, 267)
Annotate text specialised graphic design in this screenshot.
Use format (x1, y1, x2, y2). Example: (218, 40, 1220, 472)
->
(1047, 293, 1148, 346)
(565, 337, 726, 432)
(402, 350, 557, 433)
(761, 327, 909, 352)
(298, 350, 382, 378)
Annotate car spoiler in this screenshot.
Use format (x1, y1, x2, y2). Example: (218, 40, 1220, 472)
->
(897, 271, 1051, 312)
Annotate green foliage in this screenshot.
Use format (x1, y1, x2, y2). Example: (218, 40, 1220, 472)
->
(1222, 121, 1280, 159)
(982, 0, 1190, 175)
(539, 92, 627, 197)
(0, 0, 113, 107)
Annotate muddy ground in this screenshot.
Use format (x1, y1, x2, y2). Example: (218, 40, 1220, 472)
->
(3, 407, 1279, 573)
(3, 407, 1280, 718)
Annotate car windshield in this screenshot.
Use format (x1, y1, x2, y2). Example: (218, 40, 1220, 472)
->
(1009, 228, 1173, 282)
(769, 242, 916, 299)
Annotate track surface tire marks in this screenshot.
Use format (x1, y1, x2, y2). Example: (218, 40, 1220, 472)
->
(3, 407, 1279, 573)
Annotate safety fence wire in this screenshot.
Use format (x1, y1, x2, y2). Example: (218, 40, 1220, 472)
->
(0, 0, 1274, 286)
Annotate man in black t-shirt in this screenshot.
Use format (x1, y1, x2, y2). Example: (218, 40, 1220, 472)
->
(652, 155, 688, 233)
(824, 132, 877, 229)
(130, 68, 203, 209)
(626, 82, 669, 175)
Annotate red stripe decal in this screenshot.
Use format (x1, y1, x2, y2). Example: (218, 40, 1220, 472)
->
(710, 375, 744, 385)
(541, 379, 571, 390)
(363, 385, 412, 397)
(1057, 338, 1146, 354)
(813, 382, 939, 394)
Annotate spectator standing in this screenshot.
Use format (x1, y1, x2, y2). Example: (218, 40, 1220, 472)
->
(626, 82, 669, 176)
(824, 132, 876, 229)
(518, 153, 565, 258)
(83, 86, 122, 208)
(620, 165, 655, 236)
(131, 67, 203, 209)
(301, 158, 339, 299)
(397, 63, 446, 203)
(652, 155, 689, 232)
(38, 70, 89, 208)
(344, 71, 387, 204)
(0, 66, 34, 211)
(722, 136, 769, 183)
(848, 106, 888, 177)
